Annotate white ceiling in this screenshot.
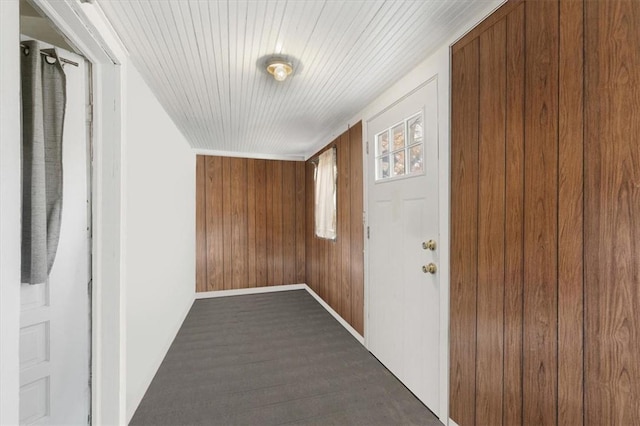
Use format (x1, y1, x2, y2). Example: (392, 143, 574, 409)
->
(97, 0, 499, 157)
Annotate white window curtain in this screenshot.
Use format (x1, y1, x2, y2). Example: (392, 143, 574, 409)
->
(314, 148, 337, 240)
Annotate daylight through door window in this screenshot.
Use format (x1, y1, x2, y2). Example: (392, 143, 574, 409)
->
(375, 112, 424, 181)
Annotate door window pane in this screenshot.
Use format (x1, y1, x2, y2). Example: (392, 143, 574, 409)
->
(393, 151, 405, 176)
(377, 131, 389, 155)
(392, 124, 405, 151)
(377, 156, 390, 179)
(374, 111, 424, 182)
(409, 144, 423, 173)
(408, 114, 423, 145)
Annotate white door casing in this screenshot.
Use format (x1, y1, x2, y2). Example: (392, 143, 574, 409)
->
(366, 77, 440, 415)
(19, 40, 91, 425)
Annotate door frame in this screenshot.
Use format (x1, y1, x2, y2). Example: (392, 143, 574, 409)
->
(363, 55, 450, 422)
(31, 1, 127, 422)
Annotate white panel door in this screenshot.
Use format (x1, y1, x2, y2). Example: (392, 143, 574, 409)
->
(367, 78, 440, 414)
(19, 40, 90, 425)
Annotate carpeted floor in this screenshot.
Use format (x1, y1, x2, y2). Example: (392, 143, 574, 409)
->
(130, 290, 441, 425)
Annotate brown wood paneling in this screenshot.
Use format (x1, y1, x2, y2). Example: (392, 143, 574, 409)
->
(295, 162, 306, 283)
(523, 0, 559, 423)
(272, 161, 284, 285)
(222, 157, 233, 290)
(558, 0, 584, 423)
(196, 155, 207, 292)
(265, 160, 276, 286)
(503, 4, 525, 426)
(338, 131, 351, 324)
(451, 1, 640, 424)
(349, 123, 364, 336)
(585, 0, 640, 423)
(305, 161, 315, 293)
(304, 123, 364, 335)
(255, 159, 268, 286)
(475, 18, 506, 426)
(453, 0, 524, 55)
(197, 155, 303, 292)
(231, 158, 248, 289)
(450, 38, 480, 426)
(205, 156, 224, 291)
(282, 161, 297, 284)
(247, 159, 257, 288)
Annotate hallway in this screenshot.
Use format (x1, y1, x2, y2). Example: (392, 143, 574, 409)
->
(131, 291, 439, 425)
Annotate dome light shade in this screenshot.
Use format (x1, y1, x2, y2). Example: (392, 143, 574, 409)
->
(266, 58, 293, 82)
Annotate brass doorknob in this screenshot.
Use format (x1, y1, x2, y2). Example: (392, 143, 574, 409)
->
(422, 263, 437, 274)
(422, 240, 437, 251)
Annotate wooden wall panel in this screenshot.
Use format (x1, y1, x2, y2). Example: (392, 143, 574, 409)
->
(195, 155, 207, 292)
(558, 0, 584, 423)
(450, 38, 480, 426)
(255, 160, 268, 286)
(338, 131, 351, 324)
(305, 162, 315, 294)
(222, 157, 233, 290)
(349, 123, 364, 336)
(523, 1, 559, 423)
(453, 1, 639, 424)
(305, 122, 364, 335)
(230, 158, 248, 290)
(196, 156, 304, 291)
(585, 0, 640, 424)
(282, 162, 297, 284)
(265, 161, 276, 286)
(247, 159, 257, 288)
(272, 162, 284, 285)
(205, 156, 224, 291)
(295, 162, 306, 283)
(503, 4, 525, 425)
(475, 19, 506, 426)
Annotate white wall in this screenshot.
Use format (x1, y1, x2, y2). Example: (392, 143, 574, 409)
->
(122, 63, 196, 421)
(0, 1, 21, 424)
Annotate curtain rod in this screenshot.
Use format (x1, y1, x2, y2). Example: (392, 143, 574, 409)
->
(309, 146, 336, 166)
(20, 44, 79, 67)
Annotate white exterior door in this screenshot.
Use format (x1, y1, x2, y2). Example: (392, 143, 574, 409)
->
(367, 77, 440, 414)
(19, 41, 90, 425)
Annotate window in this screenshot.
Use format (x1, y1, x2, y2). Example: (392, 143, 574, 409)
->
(314, 147, 337, 240)
(375, 112, 424, 181)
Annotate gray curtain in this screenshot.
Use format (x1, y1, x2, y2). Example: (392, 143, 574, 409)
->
(21, 40, 67, 285)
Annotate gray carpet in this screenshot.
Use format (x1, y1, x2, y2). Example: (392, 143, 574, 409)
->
(130, 290, 441, 426)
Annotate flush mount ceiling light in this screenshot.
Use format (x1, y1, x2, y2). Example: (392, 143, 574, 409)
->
(266, 57, 293, 82)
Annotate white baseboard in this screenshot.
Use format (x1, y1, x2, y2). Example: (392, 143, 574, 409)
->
(448, 418, 460, 426)
(302, 285, 365, 345)
(195, 284, 365, 345)
(195, 284, 307, 299)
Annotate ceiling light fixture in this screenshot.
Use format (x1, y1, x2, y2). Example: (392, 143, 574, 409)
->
(266, 58, 293, 82)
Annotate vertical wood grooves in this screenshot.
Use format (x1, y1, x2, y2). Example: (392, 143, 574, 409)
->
(476, 18, 507, 426)
(504, 4, 525, 425)
(450, 37, 480, 426)
(585, 0, 640, 424)
(523, 1, 559, 423)
(452, 1, 639, 424)
(196, 156, 207, 292)
(558, 0, 584, 423)
(196, 155, 304, 291)
(304, 122, 364, 335)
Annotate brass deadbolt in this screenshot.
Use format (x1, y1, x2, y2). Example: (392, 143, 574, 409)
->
(422, 263, 437, 274)
(422, 240, 437, 251)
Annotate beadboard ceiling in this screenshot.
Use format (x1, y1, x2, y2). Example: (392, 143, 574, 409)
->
(97, 0, 500, 158)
